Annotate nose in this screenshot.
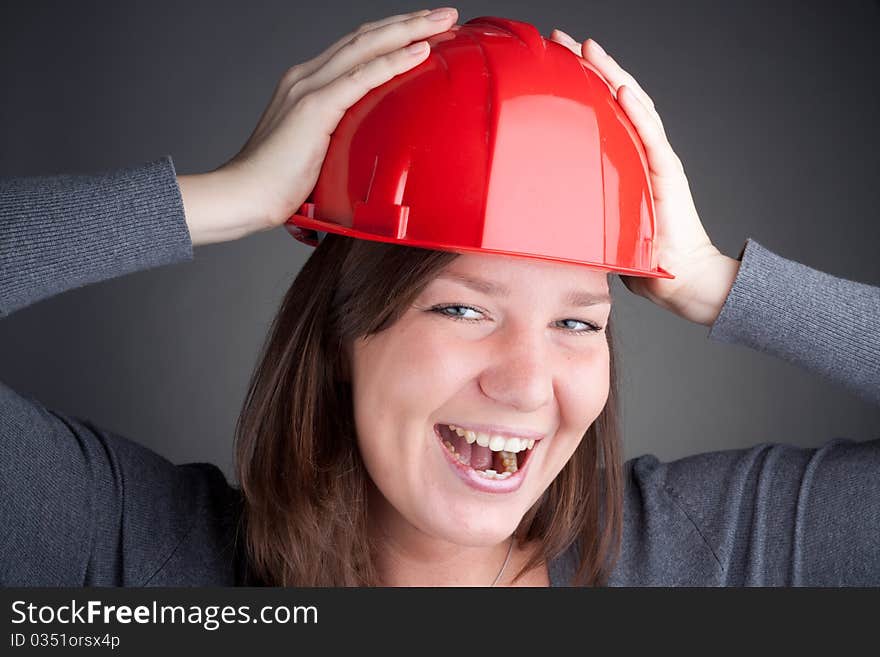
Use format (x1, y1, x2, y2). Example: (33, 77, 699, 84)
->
(477, 327, 554, 413)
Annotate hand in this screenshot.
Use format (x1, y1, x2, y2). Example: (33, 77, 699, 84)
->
(178, 7, 459, 246)
(549, 29, 741, 327)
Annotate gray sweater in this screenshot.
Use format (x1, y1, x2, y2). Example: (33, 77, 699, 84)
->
(1, 156, 878, 586)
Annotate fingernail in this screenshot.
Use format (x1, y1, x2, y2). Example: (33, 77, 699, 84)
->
(427, 7, 456, 21)
(406, 41, 429, 55)
(588, 39, 606, 56)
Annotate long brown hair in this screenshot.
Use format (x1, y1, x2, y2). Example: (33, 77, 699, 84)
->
(233, 233, 625, 586)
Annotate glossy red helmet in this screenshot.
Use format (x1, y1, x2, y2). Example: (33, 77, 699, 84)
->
(285, 15, 673, 279)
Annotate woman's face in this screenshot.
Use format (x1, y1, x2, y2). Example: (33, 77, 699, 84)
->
(349, 251, 612, 548)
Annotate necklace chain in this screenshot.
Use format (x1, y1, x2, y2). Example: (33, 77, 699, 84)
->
(490, 536, 514, 587)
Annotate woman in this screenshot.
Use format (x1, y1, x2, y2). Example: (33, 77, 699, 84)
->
(1, 8, 878, 587)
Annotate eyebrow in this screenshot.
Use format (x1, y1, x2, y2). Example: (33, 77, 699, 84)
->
(436, 271, 612, 306)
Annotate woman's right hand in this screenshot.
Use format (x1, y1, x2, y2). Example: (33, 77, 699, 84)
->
(178, 7, 458, 246)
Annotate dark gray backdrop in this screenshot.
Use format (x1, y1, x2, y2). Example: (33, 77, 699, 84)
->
(1, 0, 878, 482)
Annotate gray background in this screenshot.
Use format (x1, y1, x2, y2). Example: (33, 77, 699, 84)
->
(1, 0, 878, 482)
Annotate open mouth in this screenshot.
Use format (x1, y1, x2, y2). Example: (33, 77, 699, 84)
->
(433, 423, 538, 480)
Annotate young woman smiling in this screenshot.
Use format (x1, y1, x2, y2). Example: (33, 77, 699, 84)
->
(1, 9, 878, 587)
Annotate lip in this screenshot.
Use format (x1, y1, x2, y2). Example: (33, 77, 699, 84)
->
(432, 424, 537, 494)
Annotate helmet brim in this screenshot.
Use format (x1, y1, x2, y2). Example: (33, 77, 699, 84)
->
(285, 213, 674, 280)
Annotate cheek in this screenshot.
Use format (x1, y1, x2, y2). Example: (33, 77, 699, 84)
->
(573, 342, 610, 411)
(352, 322, 471, 414)
(555, 342, 611, 450)
(522, 343, 610, 495)
(349, 321, 475, 464)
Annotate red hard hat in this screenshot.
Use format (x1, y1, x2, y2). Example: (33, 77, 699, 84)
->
(286, 16, 673, 279)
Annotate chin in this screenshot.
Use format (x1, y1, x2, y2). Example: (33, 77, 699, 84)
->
(415, 504, 524, 548)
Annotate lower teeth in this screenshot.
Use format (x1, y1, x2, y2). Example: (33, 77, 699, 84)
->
(443, 441, 518, 479)
(478, 469, 512, 480)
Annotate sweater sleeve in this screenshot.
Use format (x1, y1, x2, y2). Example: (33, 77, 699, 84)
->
(623, 238, 880, 586)
(0, 155, 192, 316)
(620, 436, 880, 586)
(707, 237, 880, 405)
(0, 157, 237, 585)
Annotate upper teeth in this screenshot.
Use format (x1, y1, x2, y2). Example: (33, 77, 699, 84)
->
(448, 425, 536, 453)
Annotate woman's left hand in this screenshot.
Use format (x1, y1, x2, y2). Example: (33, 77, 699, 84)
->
(549, 29, 741, 327)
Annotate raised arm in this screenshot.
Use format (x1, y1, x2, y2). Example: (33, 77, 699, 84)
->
(0, 157, 192, 317)
(0, 8, 462, 585)
(546, 28, 879, 586)
(0, 156, 203, 585)
(548, 29, 879, 405)
(708, 238, 879, 404)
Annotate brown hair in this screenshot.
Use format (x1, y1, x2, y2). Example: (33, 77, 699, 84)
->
(233, 233, 624, 586)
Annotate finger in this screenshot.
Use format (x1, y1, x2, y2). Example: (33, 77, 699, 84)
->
(549, 29, 580, 57)
(581, 39, 664, 128)
(293, 8, 457, 98)
(583, 40, 654, 106)
(300, 39, 434, 136)
(548, 30, 621, 106)
(295, 9, 435, 80)
(617, 85, 682, 181)
(549, 29, 616, 97)
(548, 29, 667, 141)
(250, 9, 453, 145)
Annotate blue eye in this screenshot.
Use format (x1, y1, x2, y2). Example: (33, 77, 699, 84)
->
(557, 318, 601, 333)
(432, 304, 482, 321)
(429, 304, 601, 335)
